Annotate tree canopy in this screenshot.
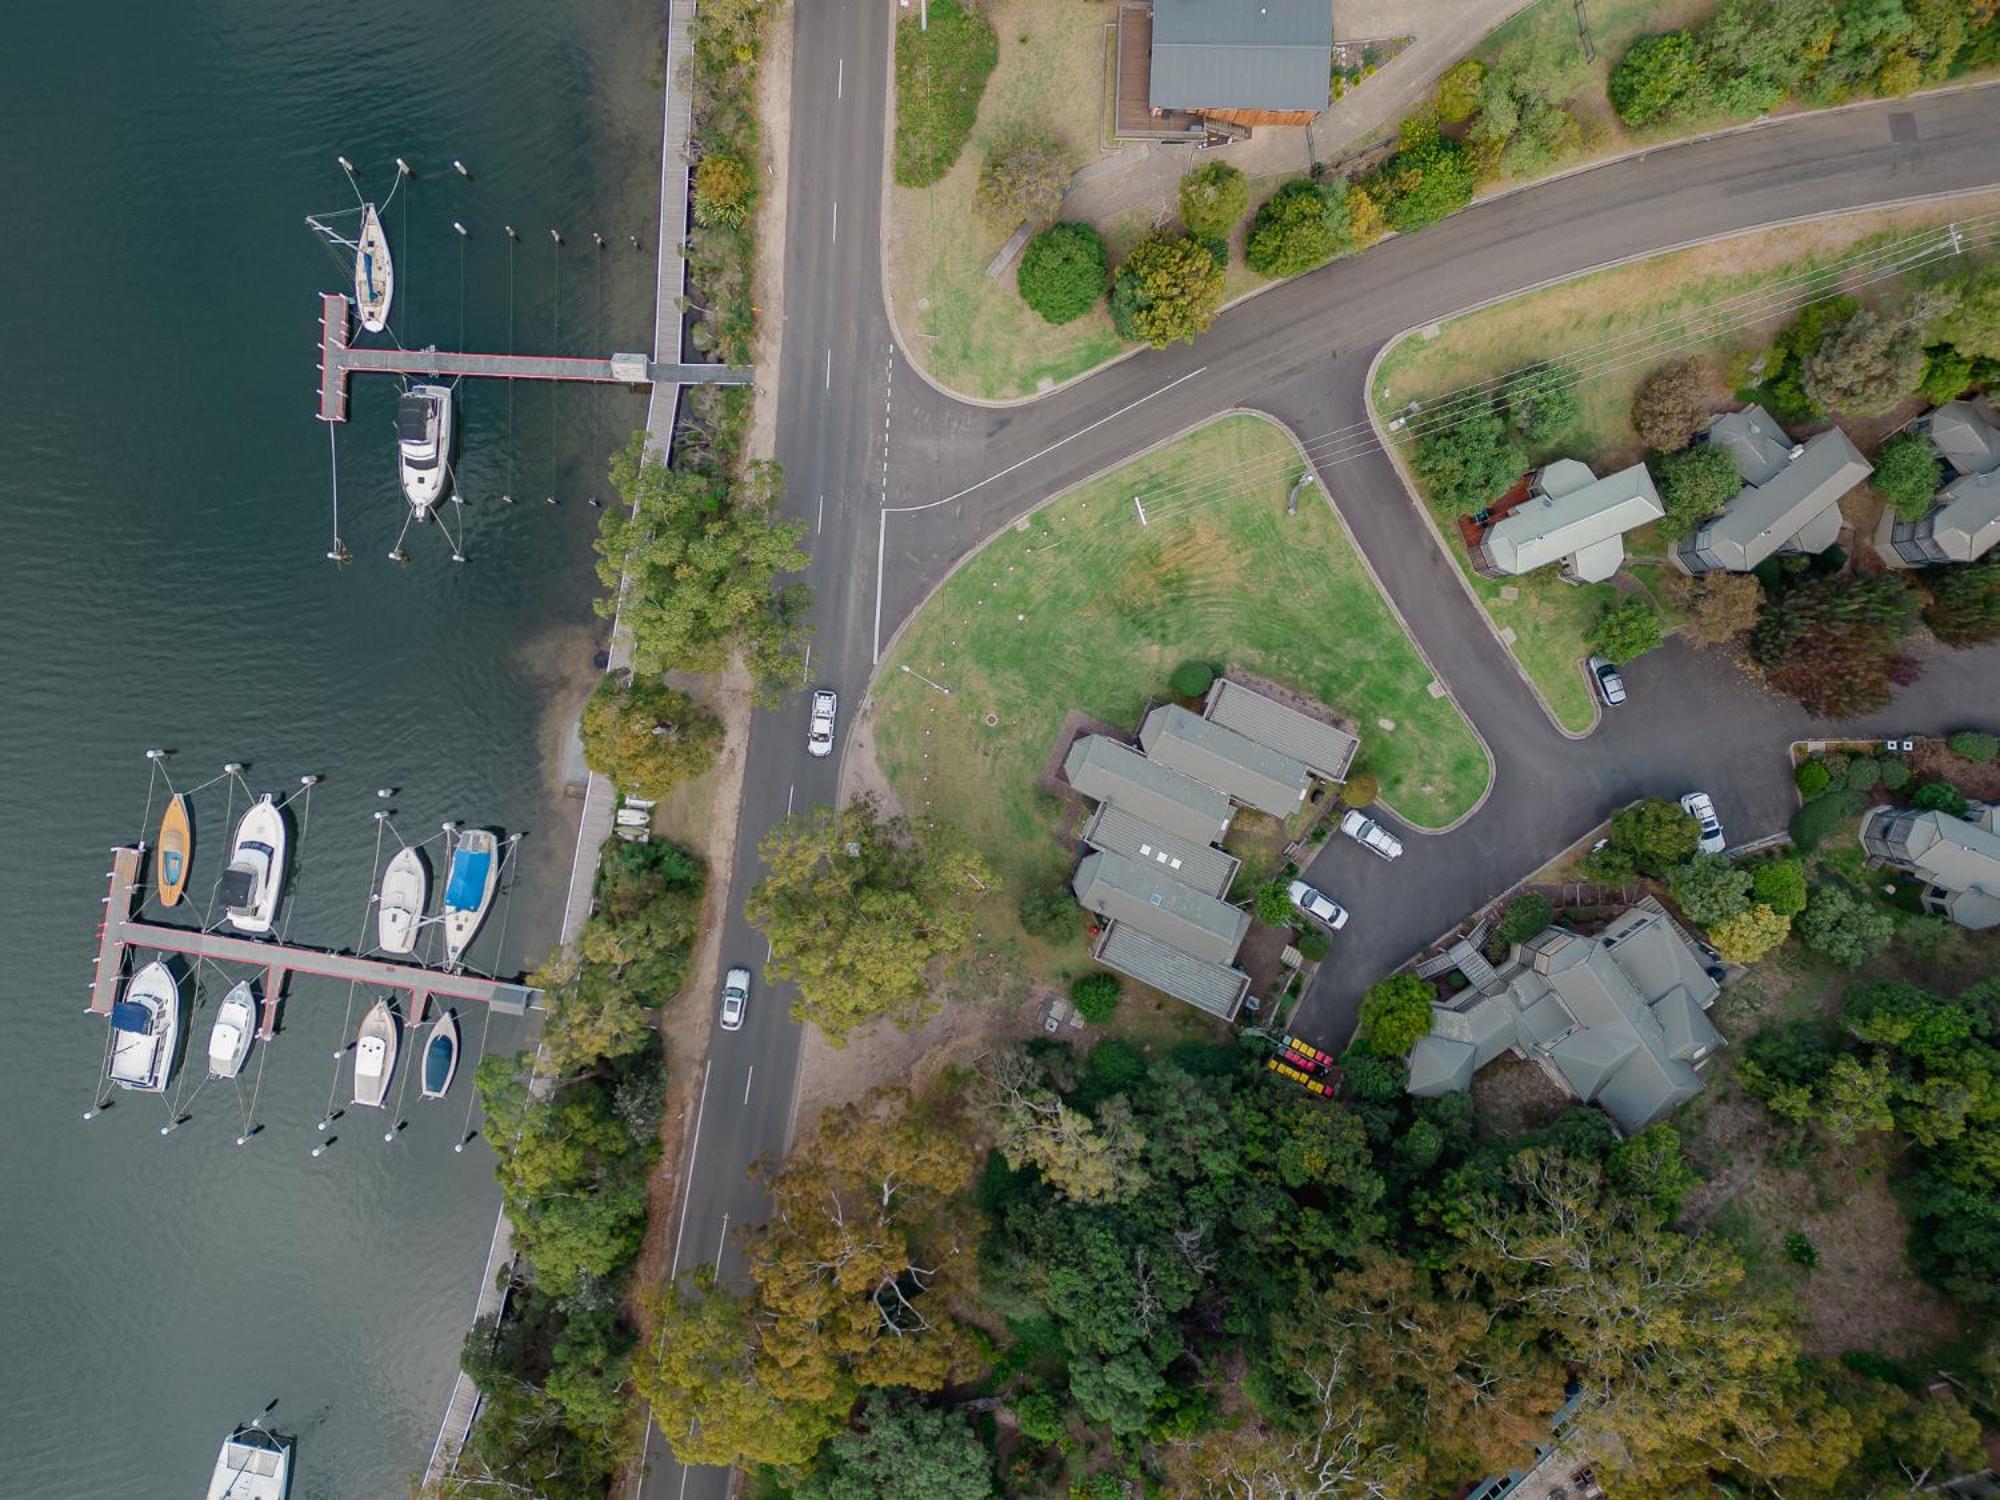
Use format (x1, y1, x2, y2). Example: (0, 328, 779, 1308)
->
(579, 675, 722, 801)
(1016, 221, 1106, 326)
(1110, 232, 1225, 348)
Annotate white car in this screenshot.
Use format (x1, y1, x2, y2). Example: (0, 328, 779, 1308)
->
(1286, 880, 1349, 931)
(807, 688, 837, 758)
(1338, 808, 1403, 860)
(1679, 792, 1726, 855)
(720, 966, 751, 1031)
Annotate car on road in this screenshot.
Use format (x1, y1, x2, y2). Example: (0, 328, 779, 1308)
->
(1285, 879, 1349, 931)
(807, 688, 838, 758)
(1339, 808, 1403, 860)
(720, 966, 751, 1031)
(1679, 791, 1726, 855)
(1588, 655, 1626, 707)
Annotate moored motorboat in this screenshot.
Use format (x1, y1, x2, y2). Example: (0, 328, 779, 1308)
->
(154, 793, 192, 908)
(396, 383, 453, 516)
(420, 1011, 459, 1100)
(351, 998, 398, 1109)
(204, 1421, 293, 1500)
(376, 845, 428, 956)
(221, 795, 287, 936)
(441, 828, 499, 967)
(107, 961, 181, 1094)
(207, 981, 257, 1080)
(354, 202, 393, 333)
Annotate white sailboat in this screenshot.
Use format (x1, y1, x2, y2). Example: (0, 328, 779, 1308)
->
(351, 999, 399, 1109)
(441, 828, 499, 967)
(354, 202, 393, 332)
(376, 846, 428, 956)
(107, 961, 181, 1094)
(206, 981, 258, 1080)
(396, 384, 453, 516)
(221, 795, 287, 936)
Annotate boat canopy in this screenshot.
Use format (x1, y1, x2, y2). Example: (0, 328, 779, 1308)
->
(112, 1000, 153, 1033)
(425, 1032, 454, 1087)
(218, 868, 256, 908)
(397, 394, 434, 439)
(446, 849, 493, 908)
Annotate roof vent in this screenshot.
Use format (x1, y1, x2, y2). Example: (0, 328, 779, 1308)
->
(1788, 443, 1806, 460)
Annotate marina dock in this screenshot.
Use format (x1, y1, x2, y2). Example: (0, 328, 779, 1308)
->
(315, 291, 751, 422)
(88, 845, 540, 1033)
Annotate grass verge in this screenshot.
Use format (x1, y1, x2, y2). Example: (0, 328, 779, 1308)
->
(894, 0, 999, 187)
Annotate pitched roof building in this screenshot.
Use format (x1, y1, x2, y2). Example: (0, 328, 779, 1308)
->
(1407, 899, 1724, 1135)
(1062, 734, 1233, 845)
(1861, 801, 2000, 930)
(1147, 0, 1333, 122)
(1093, 921, 1250, 1019)
(1139, 703, 1311, 818)
(1673, 405, 1872, 574)
(1071, 849, 1249, 963)
(1473, 459, 1664, 584)
(1202, 677, 1359, 781)
(1879, 400, 2000, 567)
(1083, 802, 1241, 899)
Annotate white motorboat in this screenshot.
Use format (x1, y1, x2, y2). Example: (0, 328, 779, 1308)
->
(205, 1421, 293, 1500)
(396, 383, 453, 516)
(441, 828, 499, 967)
(221, 795, 287, 935)
(107, 961, 181, 1094)
(206, 981, 258, 1080)
(355, 202, 393, 333)
(376, 846, 428, 956)
(420, 1011, 460, 1100)
(351, 998, 398, 1109)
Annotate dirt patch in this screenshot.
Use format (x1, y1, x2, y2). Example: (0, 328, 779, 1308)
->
(837, 691, 912, 821)
(1469, 1053, 1572, 1138)
(745, 0, 793, 465)
(1912, 740, 2000, 802)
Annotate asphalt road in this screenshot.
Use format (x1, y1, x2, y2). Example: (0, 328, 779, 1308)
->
(633, 42, 2000, 1493)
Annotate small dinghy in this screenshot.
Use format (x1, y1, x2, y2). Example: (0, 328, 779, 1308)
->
(207, 981, 257, 1080)
(354, 202, 394, 333)
(204, 1421, 293, 1500)
(376, 846, 428, 956)
(351, 998, 398, 1109)
(221, 795, 287, 936)
(155, 793, 192, 908)
(107, 961, 181, 1094)
(420, 1011, 460, 1100)
(441, 828, 499, 967)
(396, 384, 453, 516)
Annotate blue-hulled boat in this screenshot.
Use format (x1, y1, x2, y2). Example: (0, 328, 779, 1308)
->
(421, 1011, 459, 1100)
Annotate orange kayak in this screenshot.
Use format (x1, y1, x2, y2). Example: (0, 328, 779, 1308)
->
(155, 794, 192, 907)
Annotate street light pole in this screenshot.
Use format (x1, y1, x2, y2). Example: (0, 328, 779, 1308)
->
(902, 663, 952, 695)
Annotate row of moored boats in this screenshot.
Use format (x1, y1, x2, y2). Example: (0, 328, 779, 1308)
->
(354, 201, 456, 518)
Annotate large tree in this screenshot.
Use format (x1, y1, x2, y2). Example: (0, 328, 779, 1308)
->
(1016, 221, 1106, 326)
(1751, 571, 1922, 718)
(745, 799, 992, 1041)
(579, 675, 721, 800)
(795, 1394, 997, 1500)
(1800, 308, 1927, 416)
(1650, 441, 1740, 539)
(975, 127, 1071, 227)
(976, 1044, 1151, 1204)
(1631, 357, 1713, 451)
(1178, 160, 1249, 241)
(1922, 554, 2000, 646)
(1110, 232, 1225, 348)
(1244, 178, 1352, 279)
(1410, 399, 1527, 514)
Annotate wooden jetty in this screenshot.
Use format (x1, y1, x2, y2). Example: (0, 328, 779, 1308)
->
(87, 845, 539, 1034)
(315, 291, 751, 422)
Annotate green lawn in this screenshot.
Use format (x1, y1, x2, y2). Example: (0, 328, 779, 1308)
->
(872, 414, 1490, 910)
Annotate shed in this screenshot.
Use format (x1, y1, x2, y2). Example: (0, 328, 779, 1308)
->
(1139, 703, 1310, 818)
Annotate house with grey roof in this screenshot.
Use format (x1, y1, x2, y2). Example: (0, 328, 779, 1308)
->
(1472, 459, 1664, 584)
(1407, 898, 1724, 1135)
(1139, 703, 1310, 819)
(1093, 921, 1250, 1020)
(1861, 801, 2000, 930)
(1062, 735, 1232, 845)
(1673, 405, 1872, 575)
(1146, 0, 1332, 123)
(1083, 802, 1240, 900)
(1202, 677, 1359, 781)
(1071, 850, 1249, 963)
(1878, 399, 2000, 567)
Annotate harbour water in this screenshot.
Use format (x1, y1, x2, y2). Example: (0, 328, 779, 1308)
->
(0, 2, 663, 1492)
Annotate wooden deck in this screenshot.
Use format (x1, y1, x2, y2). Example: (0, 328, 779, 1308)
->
(1114, 3, 1203, 141)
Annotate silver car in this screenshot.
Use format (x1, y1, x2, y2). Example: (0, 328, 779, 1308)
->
(720, 966, 751, 1031)
(1588, 655, 1626, 707)
(1679, 792, 1725, 855)
(1286, 879, 1350, 931)
(1339, 808, 1403, 860)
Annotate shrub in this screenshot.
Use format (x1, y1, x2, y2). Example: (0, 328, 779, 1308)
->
(1295, 929, 1331, 963)
(977, 128, 1073, 227)
(1255, 880, 1295, 927)
(1879, 758, 1912, 791)
(1339, 771, 1380, 808)
(1433, 58, 1486, 122)
(1922, 554, 2000, 647)
(1845, 758, 1881, 792)
(1373, 123, 1475, 233)
(1169, 660, 1216, 699)
(1492, 892, 1552, 949)
(1912, 780, 1970, 818)
(1178, 160, 1248, 241)
(1632, 359, 1711, 451)
(1669, 852, 1754, 927)
(1751, 857, 1808, 917)
(1918, 345, 1975, 404)
(1948, 730, 2000, 764)
(893, 0, 998, 187)
(1801, 309, 1927, 417)
(1014, 1391, 1064, 1445)
(1709, 903, 1791, 963)
(1609, 29, 1701, 126)
(1504, 362, 1579, 442)
(1607, 797, 1703, 877)
(1069, 971, 1121, 1023)
(1872, 432, 1943, 522)
(1590, 596, 1665, 662)
(1245, 178, 1352, 278)
(1788, 788, 1866, 852)
(1411, 400, 1527, 514)
(1651, 443, 1741, 540)
(1110, 232, 1224, 348)
(1797, 883, 1896, 967)
(1017, 222, 1107, 325)
(1018, 881, 1081, 941)
(1785, 1231, 1819, 1269)
(692, 153, 754, 228)
(1795, 760, 1833, 797)
(1354, 974, 1436, 1056)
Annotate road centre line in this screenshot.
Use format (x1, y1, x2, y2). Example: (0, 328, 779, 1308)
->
(715, 1213, 730, 1268)
(666, 1057, 714, 1277)
(837, 57, 843, 99)
(832, 200, 838, 243)
(743, 1066, 754, 1104)
(825, 348, 831, 388)
(816, 493, 824, 533)
(787, 783, 795, 814)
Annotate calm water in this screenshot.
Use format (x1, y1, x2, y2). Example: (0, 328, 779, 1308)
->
(0, 2, 663, 1492)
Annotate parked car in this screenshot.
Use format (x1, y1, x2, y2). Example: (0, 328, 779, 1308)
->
(807, 688, 838, 758)
(1588, 655, 1626, 707)
(719, 966, 751, 1031)
(1679, 791, 1726, 855)
(1285, 879, 1349, 931)
(1339, 808, 1403, 860)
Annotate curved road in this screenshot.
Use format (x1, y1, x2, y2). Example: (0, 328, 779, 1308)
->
(636, 19, 2000, 1490)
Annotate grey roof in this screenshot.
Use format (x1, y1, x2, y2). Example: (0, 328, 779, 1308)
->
(1139, 703, 1310, 818)
(1148, 0, 1332, 112)
(1083, 802, 1240, 899)
(1482, 461, 1663, 580)
(1093, 921, 1250, 1019)
(1863, 804, 2000, 930)
(1652, 986, 1724, 1062)
(1407, 1035, 1478, 1094)
(1688, 414, 1871, 571)
(1202, 678, 1359, 780)
(1063, 735, 1232, 844)
(1926, 398, 2000, 476)
(1072, 850, 1248, 963)
(1933, 470, 2000, 561)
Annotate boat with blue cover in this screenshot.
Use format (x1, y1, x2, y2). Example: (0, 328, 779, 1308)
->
(441, 828, 498, 967)
(107, 960, 181, 1093)
(421, 1010, 459, 1100)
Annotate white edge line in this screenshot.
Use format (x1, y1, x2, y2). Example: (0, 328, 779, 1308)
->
(742, 1066, 754, 1105)
(666, 1056, 713, 1278)
(872, 507, 888, 662)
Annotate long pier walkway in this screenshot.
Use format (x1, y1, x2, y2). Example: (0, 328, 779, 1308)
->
(316, 292, 749, 422)
(89, 846, 539, 1037)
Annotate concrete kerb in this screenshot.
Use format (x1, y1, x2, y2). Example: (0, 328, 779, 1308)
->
(859, 406, 1493, 834)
